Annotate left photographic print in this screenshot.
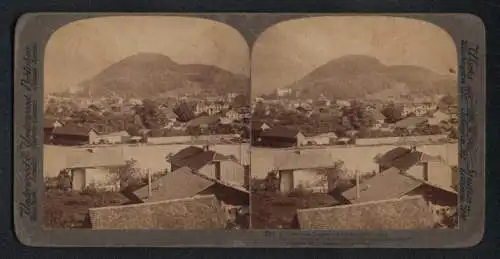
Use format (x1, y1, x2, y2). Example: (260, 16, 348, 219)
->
(42, 16, 251, 230)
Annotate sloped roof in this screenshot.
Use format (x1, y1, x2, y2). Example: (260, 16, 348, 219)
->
(341, 167, 424, 204)
(251, 121, 269, 130)
(394, 116, 428, 128)
(52, 124, 97, 137)
(273, 150, 335, 171)
(88, 194, 226, 229)
(132, 166, 214, 202)
(296, 196, 435, 230)
(376, 147, 440, 171)
(168, 146, 233, 171)
(169, 146, 204, 162)
(390, 151, 438, 171)
(376, 147, 412, 166)
(367, 109, 387, 121)
(260, 126, 301, 139)
(44, 118, 63, 129)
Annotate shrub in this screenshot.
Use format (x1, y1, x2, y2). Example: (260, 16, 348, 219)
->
(81, 183, 98, 196)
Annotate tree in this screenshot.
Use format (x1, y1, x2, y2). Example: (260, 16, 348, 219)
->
(56, 170, 71, 191)
(448, 127, 459, 140)
(232, 94, 249, 108)
(316, 160, 348, 192)
(264, 171, 279, 192)
(381, 103, 403, 123)
(109, 158, 141, 191)
(134, 99, 162, 129)
(253, 102, 267, 119)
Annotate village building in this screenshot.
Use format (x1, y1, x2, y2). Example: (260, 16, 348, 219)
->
(51, 124, 100, 146)
(374, 146, 458, 192)
(185, 115, 220, 134)
(335, 100, 351, 108)
(270, 150, 338, 193)
(92, 130, 131, 144)
(123, 166, 249, 226)
(296, 196, 435, 230)
(428, 110, 451, 126)
(247, 122, 271, 145)
(258, 126, 307, 148)
(393, 116, 428, 131)
(195, 101, 229, 116)
(63, 149, 127, 191)
(220, 109, 242, 124)
(167, 145, 249, 188)
(276, 88, 293, 97)
(367, 109, 387, 129)
(400, 102, 438, 117)
(305, 132, 338, 146)
(340, 146, 458, 226)
(43, 118, 64, 143)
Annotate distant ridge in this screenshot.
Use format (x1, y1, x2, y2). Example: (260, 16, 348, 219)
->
(287, 55, 457, 99)
(72, 52, 249, 98)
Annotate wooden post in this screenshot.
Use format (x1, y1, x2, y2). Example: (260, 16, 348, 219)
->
(355, 170, 360, 199)
(147, 169, 152, 198)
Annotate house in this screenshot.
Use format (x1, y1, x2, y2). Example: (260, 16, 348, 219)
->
(88, 195, 227, 229)
(374, 146, 457, 192)
(167, 145, 249, 188)
(276, 88, 292, 97)
(393, 116, 428, 131)
(43, 118, 64, 143)
(126, 166, 215, 203)
(258, 126, 307, 148)
(248, 121, 271, 144)
(336, 100, 351, 108)
(125, 166, 249, 223)
(220, 109, 241, 124)
(340, 164, 458, 226)
(186, 115, 220, 132)
(296, 196, 435, 230)
(92, 130, 131, 144)
(367, 109, 387, 128)
(272, 150, 337, 193)
(305, 132, 338, 146)
(64, 150, 127, 191)
(399, 102, 438, 117)
(51, 124, 99, 146)
(428, 110, 451, 126)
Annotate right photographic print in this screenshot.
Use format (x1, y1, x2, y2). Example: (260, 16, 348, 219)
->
(250, 16, 459, 230)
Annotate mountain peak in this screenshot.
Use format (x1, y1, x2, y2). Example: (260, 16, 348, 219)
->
(117, 52, 176, 66)
(289, 55, 456, 99)
(76, 52, 248, 99)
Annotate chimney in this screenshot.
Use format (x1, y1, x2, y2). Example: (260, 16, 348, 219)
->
(203, 144, 210, 151)
(355, 170, 360, 199)
(410, 145, 417, 152)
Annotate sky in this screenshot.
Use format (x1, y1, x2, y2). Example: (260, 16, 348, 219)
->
(44, 16, 250, 94)
(251, 16, 458, 95)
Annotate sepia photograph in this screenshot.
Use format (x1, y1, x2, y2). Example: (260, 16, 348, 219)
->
(42, 16, 251, 230)
(250, 16, 459, 230)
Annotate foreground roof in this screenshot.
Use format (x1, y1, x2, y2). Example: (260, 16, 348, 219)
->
(297, 196, 435, 230)
(89, 194, 226, 229)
